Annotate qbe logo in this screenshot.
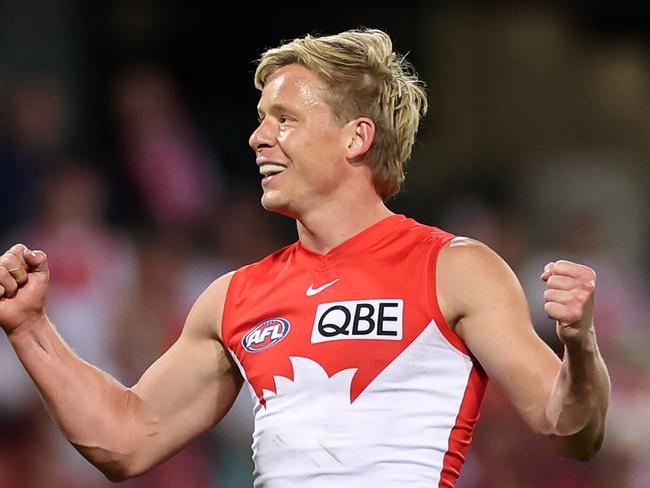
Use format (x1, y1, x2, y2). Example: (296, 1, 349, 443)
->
(242, 318, 291, 352)
(311, 299, 403, 344)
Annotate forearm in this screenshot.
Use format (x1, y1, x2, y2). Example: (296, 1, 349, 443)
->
(543, 328, 610, 460)
(7, 314, 145, 479)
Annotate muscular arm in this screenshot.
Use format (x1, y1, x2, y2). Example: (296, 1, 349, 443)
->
(437, 238, 610, 461)
(2, 246, 242, 480)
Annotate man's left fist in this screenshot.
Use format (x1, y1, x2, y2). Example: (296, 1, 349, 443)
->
(540, 260, 596, 346)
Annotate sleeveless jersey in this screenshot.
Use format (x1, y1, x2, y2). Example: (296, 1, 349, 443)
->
(222, 214, 488, 487)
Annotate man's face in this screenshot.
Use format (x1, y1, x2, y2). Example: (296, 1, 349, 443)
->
(249, 64, 353, 217)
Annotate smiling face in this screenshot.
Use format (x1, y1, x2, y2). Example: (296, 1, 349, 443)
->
(249, 64, 356, 218)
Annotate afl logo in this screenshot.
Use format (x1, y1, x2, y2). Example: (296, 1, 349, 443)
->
(242, 318, 291, 352)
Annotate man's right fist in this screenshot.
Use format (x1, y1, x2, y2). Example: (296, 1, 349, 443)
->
(0, 244, 50, 335)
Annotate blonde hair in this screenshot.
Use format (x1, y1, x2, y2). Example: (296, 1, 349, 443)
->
(254, 28, 428, 200)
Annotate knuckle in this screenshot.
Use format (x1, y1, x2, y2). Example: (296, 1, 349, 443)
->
(561, 277, 574, 288)
(579, 265, 595, 279)
(0, 254, 18, 268)
(8, 244, 27, 258)
(548, 277, 571, 292)
(543, 302, 557, 316)
(555, 259, 573, 270)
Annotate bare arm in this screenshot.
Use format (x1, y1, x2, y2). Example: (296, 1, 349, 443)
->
(0, 244, 243, 480)
(437, 238, 610, 461)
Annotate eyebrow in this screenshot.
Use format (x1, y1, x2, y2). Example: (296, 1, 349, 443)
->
(256, 103, 297, 119)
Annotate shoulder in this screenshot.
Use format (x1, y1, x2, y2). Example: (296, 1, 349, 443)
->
(183, 271, 237, 342)
(201, 270, 238, 303)
(225, 242, 298, 298)
(386, 216, 455, 255)
(191, 244, 297, 340)
(235, 242, 297, 277)
(399, 216, 454, 240)
(437, 237, 526, 327)
(438, 236, 512, 278)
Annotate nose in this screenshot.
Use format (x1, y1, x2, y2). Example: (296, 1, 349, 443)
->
(249, 117, 276, 153)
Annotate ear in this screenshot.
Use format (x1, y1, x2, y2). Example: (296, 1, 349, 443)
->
(345, 117, 375, 162)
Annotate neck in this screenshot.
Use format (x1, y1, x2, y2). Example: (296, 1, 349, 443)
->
(296, 199, 394, 254)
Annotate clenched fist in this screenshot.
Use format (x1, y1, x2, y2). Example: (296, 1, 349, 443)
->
(540, 260, 596, 347)
(0, 244, 50, 335)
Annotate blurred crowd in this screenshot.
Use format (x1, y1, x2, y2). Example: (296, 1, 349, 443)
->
(0, 64, 277, 487)
(1, 3, 650, 488)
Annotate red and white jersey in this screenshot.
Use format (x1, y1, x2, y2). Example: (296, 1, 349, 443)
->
(222, 215, 488, 487)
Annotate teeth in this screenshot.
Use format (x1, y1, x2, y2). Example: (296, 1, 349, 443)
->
(259, 164, 286, 176)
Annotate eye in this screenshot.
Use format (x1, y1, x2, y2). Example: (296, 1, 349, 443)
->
(279, 115, 290, 124)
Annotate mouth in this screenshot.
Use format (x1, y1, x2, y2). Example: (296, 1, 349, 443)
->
(259, 163, 287, 178)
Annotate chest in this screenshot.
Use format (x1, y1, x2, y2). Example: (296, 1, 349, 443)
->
(225, 258, 438, 404)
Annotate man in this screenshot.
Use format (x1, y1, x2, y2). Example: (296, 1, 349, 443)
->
(0, 28, 609, 487)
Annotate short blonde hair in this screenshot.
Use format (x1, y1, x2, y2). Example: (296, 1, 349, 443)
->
(254, 28, 428, 200)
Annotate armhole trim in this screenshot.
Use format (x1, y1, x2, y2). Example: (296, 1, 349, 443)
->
(220, 269, 241, 349)
(429, 235, 473, 357)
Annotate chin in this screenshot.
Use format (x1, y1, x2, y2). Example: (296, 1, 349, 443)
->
(260, 193, 297, 218)
(261, 193, 285, 212)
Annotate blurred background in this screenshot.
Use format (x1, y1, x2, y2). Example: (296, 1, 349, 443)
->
(1, 1, 649, 487)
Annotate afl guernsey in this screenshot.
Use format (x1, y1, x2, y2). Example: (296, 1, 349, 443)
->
(221, 214, 488, 487)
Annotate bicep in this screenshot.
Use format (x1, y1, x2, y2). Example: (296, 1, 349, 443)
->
(128, 273, 243, 467)
(132, 331, 243, 445)
(439, 239, 560, 432)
